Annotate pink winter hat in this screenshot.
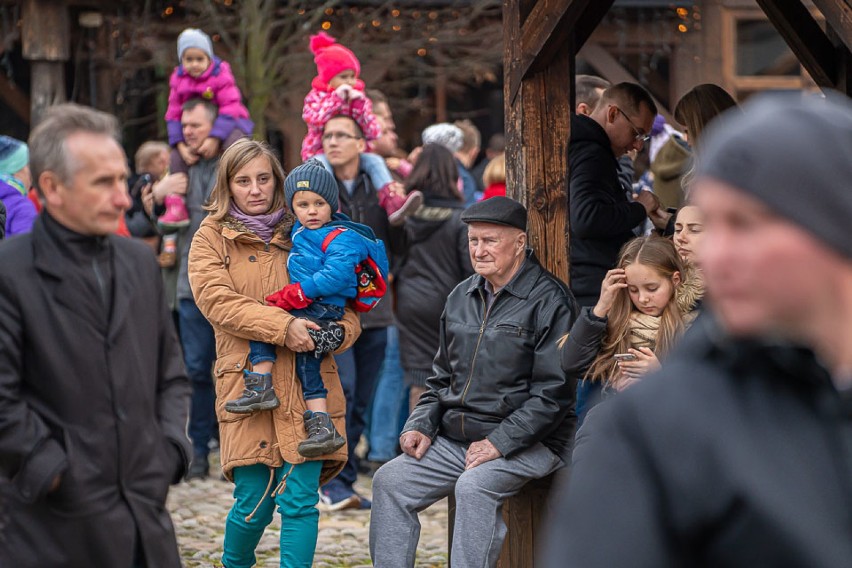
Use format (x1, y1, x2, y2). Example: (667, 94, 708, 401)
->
(310, 32, 361, 91)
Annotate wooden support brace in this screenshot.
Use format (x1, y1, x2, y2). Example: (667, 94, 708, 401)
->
(756, 0, 838, 88)
(810, 0, 852, 54)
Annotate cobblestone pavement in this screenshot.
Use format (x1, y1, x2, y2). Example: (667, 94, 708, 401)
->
(169, 454, 449, 567)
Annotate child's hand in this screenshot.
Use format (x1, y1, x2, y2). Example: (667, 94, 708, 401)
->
(617, 347, 661, 379)
(177, 142, 199, 166)
(347, 88, 365, 100)
(198, 137, 221, 159)
(334, 84, 354, 100)
(265, 283, 313, 311)
(386, 157, 401, 170)
(592, 269, 627, 318)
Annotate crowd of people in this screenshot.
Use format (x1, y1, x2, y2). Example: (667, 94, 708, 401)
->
(0, 24, 850, 568)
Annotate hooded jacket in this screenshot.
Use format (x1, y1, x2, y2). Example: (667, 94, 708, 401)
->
(0, 176, 37, 237)
(188, 213, 361, 482)
(402, 251, 579, 458)
(395, 201, 474, 384)
(568, 113, 647, 305)
(165, 57, 253, 146)
(545, 315, 852, 567)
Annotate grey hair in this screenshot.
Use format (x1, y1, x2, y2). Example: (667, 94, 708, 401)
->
(29, 103, 120, 193)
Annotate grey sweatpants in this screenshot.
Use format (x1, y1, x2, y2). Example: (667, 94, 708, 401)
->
(369, 435, 564, 568)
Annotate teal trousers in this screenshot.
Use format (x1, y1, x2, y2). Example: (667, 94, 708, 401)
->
(223, 461, 323, 568)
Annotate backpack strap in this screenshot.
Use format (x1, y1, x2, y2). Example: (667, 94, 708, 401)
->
(321, 227, 347, 253)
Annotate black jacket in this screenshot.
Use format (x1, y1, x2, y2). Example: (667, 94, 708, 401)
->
(544, 315, 852, 567)
(569, 113, 647, 305)
(0, 214, 191, 567)
(335, 165, 397, 329)
(395, 202, 473, 382)
(403, 252, 579, 457)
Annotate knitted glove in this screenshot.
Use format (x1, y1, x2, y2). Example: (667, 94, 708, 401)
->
(265, 283, 313, 311)
(308, 321, 345, 356)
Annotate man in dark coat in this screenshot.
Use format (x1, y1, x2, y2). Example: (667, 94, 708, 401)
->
(319, 114, 395, 510)
(370, 197, 578, 568)
(0, 103, 190, 567)
(544, 94, 852, 567)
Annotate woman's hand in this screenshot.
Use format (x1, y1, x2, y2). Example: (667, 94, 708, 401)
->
(592, 269, 627, 318)
(617, 347, 661, 380)
(285, 318, 321, 353)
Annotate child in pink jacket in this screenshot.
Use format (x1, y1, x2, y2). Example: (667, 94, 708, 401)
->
(302, 32, 421, 226)
(161, 28, 253, 230)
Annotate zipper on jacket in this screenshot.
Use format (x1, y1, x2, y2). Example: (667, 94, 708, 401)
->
(460, 288, 496, 405)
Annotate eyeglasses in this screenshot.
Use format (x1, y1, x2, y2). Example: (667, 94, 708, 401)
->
(615, 107, 651, 143)
(322, 132, 362, 142)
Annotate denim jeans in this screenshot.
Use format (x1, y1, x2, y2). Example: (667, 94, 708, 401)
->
(178, 298, 218, 460)
(248, 303, 344, 400)
(324, 326, 388, 490)
(368, 326, 408, 462)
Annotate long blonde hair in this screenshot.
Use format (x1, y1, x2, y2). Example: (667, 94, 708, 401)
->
(585, 236, 686, 385)
(204, 138, 287, 221)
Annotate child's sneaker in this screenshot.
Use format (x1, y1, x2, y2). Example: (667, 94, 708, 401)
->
(158, 194, 190, 232)
(224, 371, 280, 414)
(298, 410, 345, 457)
(388, 190, 423, 227)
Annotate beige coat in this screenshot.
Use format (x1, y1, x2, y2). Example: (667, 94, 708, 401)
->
(188, 213, 361, 483)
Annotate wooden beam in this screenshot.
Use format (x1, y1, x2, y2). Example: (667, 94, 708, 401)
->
(579, 42, 675, 124)
(756, 0, 838, 88)
(21, 0, 69, 61)
(811, 0, 852, 54)
(509, 0, 613, 104)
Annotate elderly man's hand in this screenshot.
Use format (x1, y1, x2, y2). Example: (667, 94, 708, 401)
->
(400, 431, 431, 460)
(465, 438, 501, 470)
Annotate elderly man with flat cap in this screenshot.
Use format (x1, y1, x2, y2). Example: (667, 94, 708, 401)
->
(370, 196, 579, 568)
(543, 93, 852, 568)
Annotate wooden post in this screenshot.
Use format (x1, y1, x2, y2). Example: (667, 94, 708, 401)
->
(21, 0, 69, 125)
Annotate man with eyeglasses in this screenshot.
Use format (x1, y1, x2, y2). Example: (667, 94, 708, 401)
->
(317, 114, 397, 511)
(568, 83, 666, 422)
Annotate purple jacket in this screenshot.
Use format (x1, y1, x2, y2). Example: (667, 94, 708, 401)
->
(165, 57, 253, 146)
(0, 178, 37, 237)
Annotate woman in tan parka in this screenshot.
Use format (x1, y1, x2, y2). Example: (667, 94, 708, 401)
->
(188, 139, 361, 567)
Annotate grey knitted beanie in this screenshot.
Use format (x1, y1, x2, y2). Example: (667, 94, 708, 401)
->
(697, 92, 852, 260)
(422, 123, 464, 153)
(177, 28, 214, 61)
(284, 159, 339, 212)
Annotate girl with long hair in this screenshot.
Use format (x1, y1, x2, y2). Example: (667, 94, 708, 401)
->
(561, 236, 701, 392)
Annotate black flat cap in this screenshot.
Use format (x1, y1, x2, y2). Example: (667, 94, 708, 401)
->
(461, 196, 527, 231)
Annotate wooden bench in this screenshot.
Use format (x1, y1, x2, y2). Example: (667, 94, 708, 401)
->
(447, 474, 555, 567)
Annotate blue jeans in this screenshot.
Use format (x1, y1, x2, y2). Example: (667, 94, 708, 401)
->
(324, 326, 388, 491)
(249, 303, 344, 401)
(223, 461, 323, 568)
(368, 326, 408, 462)
(178, 298, 218, 460)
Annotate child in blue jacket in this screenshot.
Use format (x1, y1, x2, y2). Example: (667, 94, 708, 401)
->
(225, 159, 388, 458)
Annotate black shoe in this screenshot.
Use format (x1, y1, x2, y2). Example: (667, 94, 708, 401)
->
(225, 371, 280, 414)
(298, 411, 345, 457)
(187, 455, 210, 480)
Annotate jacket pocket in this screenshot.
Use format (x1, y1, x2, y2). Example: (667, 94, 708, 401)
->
(214, 354, 252, 423)
(494, 323, 534, 338)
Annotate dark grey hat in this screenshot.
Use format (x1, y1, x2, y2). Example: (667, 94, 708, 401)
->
(284, 158, 339, 212)
(461, 196, 527, 231)
(697, 92, 852, 260)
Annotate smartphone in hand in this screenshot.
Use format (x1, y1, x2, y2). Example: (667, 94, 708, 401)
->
(613, 353, 637, 362)
(130, 173, 153, 198)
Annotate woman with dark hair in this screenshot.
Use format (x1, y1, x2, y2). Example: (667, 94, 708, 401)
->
(396, 143, 474, 410)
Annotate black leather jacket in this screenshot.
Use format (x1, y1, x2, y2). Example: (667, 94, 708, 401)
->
(403, 251, 579, 458)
